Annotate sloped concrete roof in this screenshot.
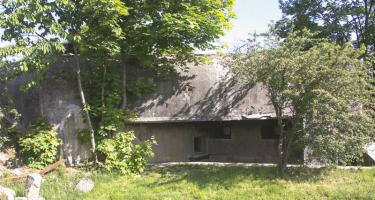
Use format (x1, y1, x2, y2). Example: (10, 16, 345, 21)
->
(128, 55, 276, 122)
(3, 55, 277, 124)
(366, 143, 375, 161)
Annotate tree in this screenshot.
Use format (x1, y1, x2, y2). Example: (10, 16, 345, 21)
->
(80, 1, 235, 144)
(230, 30, 373, 172)
(275, 0, 375, 58)
(116, 0, 235, 108)
(0, 0, 235, 162)
(0, 0, 128, 161)
(274, 0, 375, 130)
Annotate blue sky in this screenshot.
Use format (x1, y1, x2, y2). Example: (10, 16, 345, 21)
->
(220, 0, 282, 49)
(0, 0, 282, 49)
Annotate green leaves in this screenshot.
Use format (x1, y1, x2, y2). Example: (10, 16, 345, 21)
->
(1, 0, 235, 169)
(118, 0, 235, 70)
(19, 118, 61, 169)
(231, 30, 373, 165)
(97, 131, 156, 174)
(0, 91, 20, 149)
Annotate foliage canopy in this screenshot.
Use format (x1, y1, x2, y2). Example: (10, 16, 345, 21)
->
(0, 0, 234, 170)
(230, 30, 373, 169)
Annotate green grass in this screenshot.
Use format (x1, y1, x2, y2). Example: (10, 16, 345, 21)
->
(2, 165, 375, 200)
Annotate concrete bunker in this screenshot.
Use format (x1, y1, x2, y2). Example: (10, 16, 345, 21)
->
(4, 55, 304, 165)
(130, 119, 284, 163)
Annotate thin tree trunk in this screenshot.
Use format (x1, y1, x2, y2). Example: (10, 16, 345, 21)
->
(101, 65, 107, 108)
(73, 45, 98, 163)
(120, 51, 127, 109)
(276, 108, 286, 174)
(363, 0, 371, 57)
(284, 119, 296, 165)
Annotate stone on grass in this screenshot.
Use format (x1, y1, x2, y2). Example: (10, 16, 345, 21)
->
(10, 168, 22, 176)
(0, 186, 15, 200)
(0, 153, 9, 165)
(0, 166, 6, 177)
(15, 197, 27, 200)
(26, 173, 42, 200)
(76, 178, 94, 193)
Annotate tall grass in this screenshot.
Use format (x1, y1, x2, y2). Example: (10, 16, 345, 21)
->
(2, 165, 375, 199)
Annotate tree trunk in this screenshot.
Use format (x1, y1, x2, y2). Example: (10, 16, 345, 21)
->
(276, 109, 286, 174)
(363, 0, 371, 57)
(73, 46, 98, 163)
(101, 65, 107, 108)
(120, 51, 127, 109)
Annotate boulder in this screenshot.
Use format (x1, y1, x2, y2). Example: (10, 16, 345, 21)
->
(26, 173, 42, 200)
(76, 178, 94, 193)
(0, 186, 15, 200)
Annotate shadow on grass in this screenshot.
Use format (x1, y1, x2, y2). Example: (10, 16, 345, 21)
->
(145, 165, 328, 189)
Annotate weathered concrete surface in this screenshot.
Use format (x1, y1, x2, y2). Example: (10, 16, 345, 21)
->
(366, 143, 375, 161)
(40, 60, 92, 165)
(26, 173, 42, 200)
(5, 58, 91, 166)
(5, 72, 41, 128)
(0, 186, 16, 200)
(128, 55, 275, 122)
(4, 55, 280, 164)
(130, 120, 287, 163)
(39, 61, 92, 166)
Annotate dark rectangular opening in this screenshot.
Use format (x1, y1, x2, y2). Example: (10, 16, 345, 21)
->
(222, 126, 232, 139)
(203, 123, 232, 139)
(261, 119, 279, 139)
(194, 136, 203, 153)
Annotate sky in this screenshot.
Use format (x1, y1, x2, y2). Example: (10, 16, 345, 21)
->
(220, 0, 282, 50)
(0, 0, 282, 50)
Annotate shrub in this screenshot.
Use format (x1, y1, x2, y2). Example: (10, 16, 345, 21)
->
(19, 119, 61, 169)
(0, 135, 8, 150)
(0, 105, 20, 149)
(97, 131, 156, 174)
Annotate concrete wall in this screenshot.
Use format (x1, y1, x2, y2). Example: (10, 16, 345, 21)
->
(130, 120, 281, 163)
(3, 56, 281, 164)
(6, 73, 41, 128)
(5, 58, 92, 166)
(128, 55, 275, 122)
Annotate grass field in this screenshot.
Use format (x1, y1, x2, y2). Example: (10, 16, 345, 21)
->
(2, 165, 375, 200)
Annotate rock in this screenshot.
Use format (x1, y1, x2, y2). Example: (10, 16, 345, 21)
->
(303, 147, 325, 167)
(0, 186, 15, 200)
(10, 168, 23, 176)
(0, 166, 6, 177)
(26, 173, 42, 200)
(14, 198, 42, 200)
(0, 152, 9, 164)
(76, 178, 94, 193)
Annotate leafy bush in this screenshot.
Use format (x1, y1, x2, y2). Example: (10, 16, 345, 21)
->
(19, 119, 61, 169)
(96, 108, 136, 138)
(97, 131, 156, 174)
(0, 136, 9, 151)
(0, 97, 21, 149)
(127, 77, 156, 97)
